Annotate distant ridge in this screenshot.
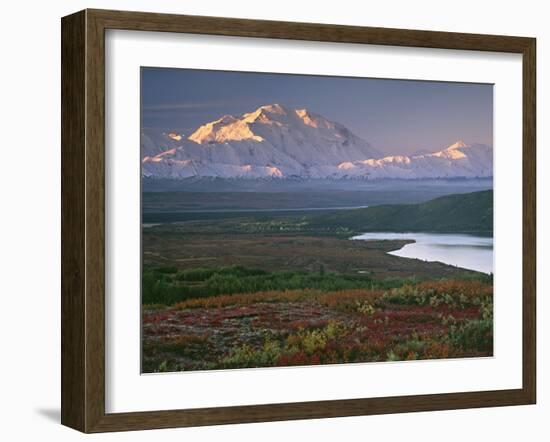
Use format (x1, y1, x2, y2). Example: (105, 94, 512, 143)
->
(307, 190, 493, 234)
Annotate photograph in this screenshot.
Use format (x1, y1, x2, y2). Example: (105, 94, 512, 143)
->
(140, 68, 494, 373)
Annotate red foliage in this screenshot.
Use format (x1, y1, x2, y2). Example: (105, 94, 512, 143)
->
(143, 279, 493, 371)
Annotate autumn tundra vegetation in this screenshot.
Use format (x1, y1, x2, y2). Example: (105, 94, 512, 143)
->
(142, 271, 492, 372)
(141, 191, 493, 373)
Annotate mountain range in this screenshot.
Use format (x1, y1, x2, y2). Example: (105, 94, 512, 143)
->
(141, 103, 493, 180)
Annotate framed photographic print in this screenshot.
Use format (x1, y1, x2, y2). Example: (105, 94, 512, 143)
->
(61, 9, 536, 433)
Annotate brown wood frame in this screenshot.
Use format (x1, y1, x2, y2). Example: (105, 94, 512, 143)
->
(61, 8, 536, 433)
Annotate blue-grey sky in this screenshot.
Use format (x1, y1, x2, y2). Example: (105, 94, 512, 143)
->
(141, 67, 493, 156)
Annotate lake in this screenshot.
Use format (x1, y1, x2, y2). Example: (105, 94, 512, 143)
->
(351, 232, 493, 274)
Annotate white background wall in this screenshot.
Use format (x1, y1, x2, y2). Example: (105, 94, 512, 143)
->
(0, 0, 546, 440)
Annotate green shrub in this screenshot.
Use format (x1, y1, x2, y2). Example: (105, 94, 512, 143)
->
(447, 319, 493, 352)
(142, 270, 186, 305)
(176, 267, 216, 282)
(143, 265, 489, 306)
(222, 340, 282, 368)
(155, 266, 178, 274)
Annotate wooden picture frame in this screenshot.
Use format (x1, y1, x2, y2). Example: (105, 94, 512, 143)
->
(61, 8, 536, 433)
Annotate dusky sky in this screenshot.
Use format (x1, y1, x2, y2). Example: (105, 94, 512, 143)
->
(141, 67, 493, 156)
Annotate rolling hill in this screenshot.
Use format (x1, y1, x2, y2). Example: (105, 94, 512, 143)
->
(307, 190, 493, 234)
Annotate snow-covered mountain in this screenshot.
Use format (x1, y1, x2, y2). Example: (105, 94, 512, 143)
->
(141, 128, 188, 158)
(335, 141, 493, 179)
(141, 104, 492, 180)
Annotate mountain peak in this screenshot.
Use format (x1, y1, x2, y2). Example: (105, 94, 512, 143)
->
(258, 103, 287, 114)
(295, 108, 335, 129)
(190, 104, 350, 145)
(447, 140, 468, 150)
(143, 103, 384, 178)
(188, 113, 262, 145)
(241, 103, 290, 125)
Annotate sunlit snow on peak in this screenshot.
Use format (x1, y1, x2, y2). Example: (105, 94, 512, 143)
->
(141, 105, 492, 180)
